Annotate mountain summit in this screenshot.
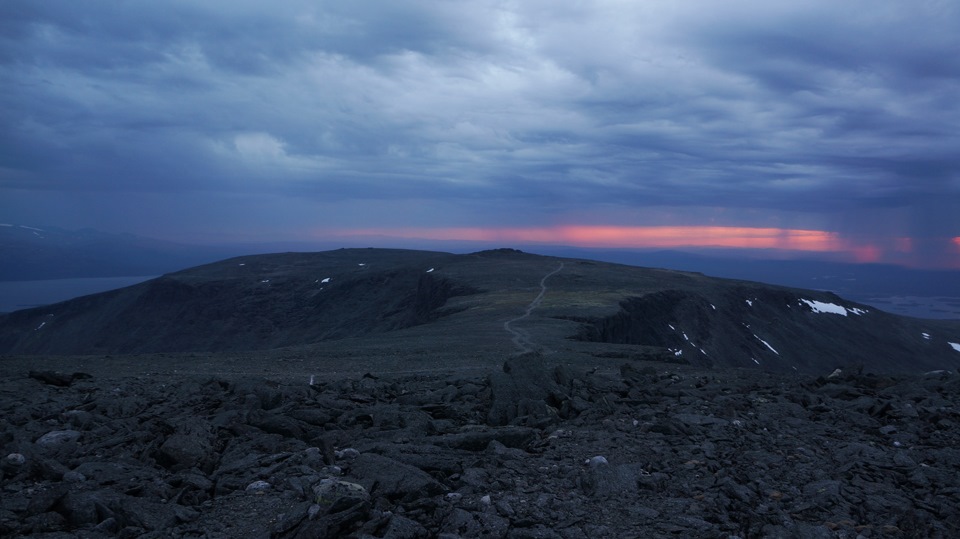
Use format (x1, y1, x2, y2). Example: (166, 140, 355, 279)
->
(1, 248, 958, 374)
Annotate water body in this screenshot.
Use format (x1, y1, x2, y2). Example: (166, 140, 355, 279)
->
(851, 295, 960, 321)
(0, 276, 155, 314)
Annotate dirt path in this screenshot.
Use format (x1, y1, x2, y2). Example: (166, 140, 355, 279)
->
(503, 262, 564, 353)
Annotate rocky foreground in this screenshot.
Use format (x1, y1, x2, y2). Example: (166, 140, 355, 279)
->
(2, 355, 960, 538)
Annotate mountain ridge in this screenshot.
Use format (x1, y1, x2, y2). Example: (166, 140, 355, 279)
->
(1, 248, 958, 375)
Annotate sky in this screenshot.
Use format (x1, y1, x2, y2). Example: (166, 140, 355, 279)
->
(1, 1, 959, 268)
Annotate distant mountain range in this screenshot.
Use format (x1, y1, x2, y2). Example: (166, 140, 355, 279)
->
(2, 248, 958, 375)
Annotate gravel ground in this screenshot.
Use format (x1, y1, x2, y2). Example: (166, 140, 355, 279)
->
(2, 353, 959, 538)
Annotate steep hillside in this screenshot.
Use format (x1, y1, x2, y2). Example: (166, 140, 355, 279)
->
(0, 249, 473, 354)
(1, 248, 958, 374)
(569, 287, 960, 374)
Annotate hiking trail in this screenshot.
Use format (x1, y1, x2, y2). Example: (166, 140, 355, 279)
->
(504, 262, 565, 353)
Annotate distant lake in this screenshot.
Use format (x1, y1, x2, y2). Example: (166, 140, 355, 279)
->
(0, 276, 155, 314)
(852, 295, 960, 321)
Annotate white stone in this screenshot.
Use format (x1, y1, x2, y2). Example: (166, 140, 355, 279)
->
(585, 455, 608, 467)
(245, 480, 271, 492)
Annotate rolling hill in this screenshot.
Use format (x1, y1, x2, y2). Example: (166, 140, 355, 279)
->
(1, 248, 958, 374)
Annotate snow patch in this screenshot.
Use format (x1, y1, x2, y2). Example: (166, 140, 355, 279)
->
(800, 299, 867, 316)
(0, 223, 12, 227)
(950, 342, 960, 353)
(260, 279, 270, 283)
(754, 335, 780, 355)
(668, 324, 675, 331)
(711, 304, 716, 310)
(752, 358, 760, 365)
(35, 321, 46, 331)
(922, 332, 931, 340)
(238, 263, 246, 266)
(745, 299, 754, 307)
(321, 277, 331, 283)
(358, 263, 366, 266)
(426, 268, 435, 273)
(682, 332, 689, 341)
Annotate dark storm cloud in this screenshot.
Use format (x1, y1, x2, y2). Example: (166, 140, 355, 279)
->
(1, 1, 958, 263)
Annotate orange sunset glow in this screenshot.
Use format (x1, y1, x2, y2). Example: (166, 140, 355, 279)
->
(319, 225, 960, 268)
(328, 225, 849, 250)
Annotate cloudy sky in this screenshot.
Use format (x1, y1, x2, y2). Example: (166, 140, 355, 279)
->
(2, 1, 959, 267)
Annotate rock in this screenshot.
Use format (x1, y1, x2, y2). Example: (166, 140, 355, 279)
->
(271, 501, 311, 535)
(26, 484, 69, 516)
(29, 370, 91, 387)
(62, 470, 86, 483)
(380, 513, 429, 539)
(72, 461, 148, 487)
(288, 408, 335, 426)
(171, 470, 214, 492)
(158, 432, 213, 472)
(347, 453, 446, 501)
(442, 508, 482, 537)
(1, 452, 26, 477)
(432, 426, 536, 451)
(585, 455, 608, 467)
(4, 358, 960, 538)
(36, 429, 82, 448)
(335, 447, 361, 460)
(115, 496, 179, 531)
(93, 516, 120, 534)
(57, 489, 118, 527)
(486, 439, 526, 460)
(673, 413, 730, 427)
(487, 354, 564, 426)
(312, 478, 370, 514)
(24, 511, 66, 533)
(246, 480, 272, 492)
(248, 410, 306, 439)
